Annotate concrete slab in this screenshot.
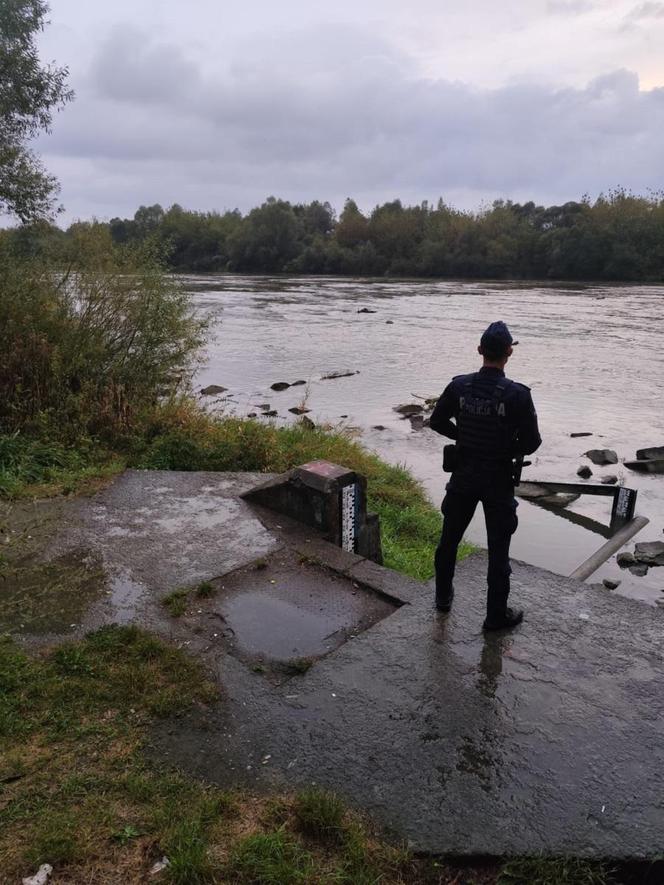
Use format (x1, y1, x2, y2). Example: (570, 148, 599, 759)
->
(151, 552, 664, 860)
(2, 470, 281, 641)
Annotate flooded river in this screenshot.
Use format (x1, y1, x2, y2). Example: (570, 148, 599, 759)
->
(186, 274, 664, 605)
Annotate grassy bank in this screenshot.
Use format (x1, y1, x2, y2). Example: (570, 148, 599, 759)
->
(0, 627, 617, 884)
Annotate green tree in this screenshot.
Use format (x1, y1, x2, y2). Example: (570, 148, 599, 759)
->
(0, 0, 73, 220)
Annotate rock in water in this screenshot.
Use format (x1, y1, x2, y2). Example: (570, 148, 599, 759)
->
(570, 432, 593, 438)
(634, 541, 664, 566)
(636, 445, 664, 461)
(409, 415, 425, 430)
(629, 563, 649, 577)
(262, 410, 278, 417)
(394, 403, 424, 416)
(603, 578, 621, 590)
(584, 449, 618, 465)
(321, 370, 359, 380)
(616, 552, 635, 567)
(601, 475, 618, 485)
(372, 425, 386, 431)
(300, 416, 315, 430)
(357, 307, 377, 313)
(291, 380, 307, 387)
(200, 384, 227, 396)
(270, 382, 290, 391)
(577, 465, 593, 478)
(288, 407, 311, 415)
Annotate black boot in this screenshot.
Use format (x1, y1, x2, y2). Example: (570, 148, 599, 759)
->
(435, 585, 455, 613)
(483, 607, 524, 631)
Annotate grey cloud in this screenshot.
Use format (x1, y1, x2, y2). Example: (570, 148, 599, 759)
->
(41, 24, 664, 221)
(92, 25, 201, 104)
(626, 2, 664, 19)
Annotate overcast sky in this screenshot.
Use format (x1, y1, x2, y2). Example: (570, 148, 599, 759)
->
(32, 0, 664, 222)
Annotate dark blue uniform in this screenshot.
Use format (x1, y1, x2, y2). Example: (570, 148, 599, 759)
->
(429, 366, 541, 621)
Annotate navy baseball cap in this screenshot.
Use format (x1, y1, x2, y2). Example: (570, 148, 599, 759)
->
(480, 321, 518, 350)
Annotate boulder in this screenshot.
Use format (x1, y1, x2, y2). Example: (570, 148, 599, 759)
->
(394, 403, 424, 416)
(629, 563, 649, 577)
(584, 449, 618, 466)
(288, 407, 311, 415)
(270, 382, 290, 391)
(200, 384, 227, 396)
(602, 578, 621, 590)
(636, 445, 664, 461)
(616, 551, 635, 568)
(600, 475, 618, 485)
(634, 541, 664, 566)
(577, 465, 593, 479)
(570, 432, 593, 438)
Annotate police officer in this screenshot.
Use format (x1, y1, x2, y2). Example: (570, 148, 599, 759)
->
(429, 321, 541, 630)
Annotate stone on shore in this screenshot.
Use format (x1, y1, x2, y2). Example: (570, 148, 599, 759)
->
(584, 449, 618, 466)
(601, 475, 618, 485)
(634, 541, 664, 566)
(616, 551, 635, 567)
(603, 578, 621, 590)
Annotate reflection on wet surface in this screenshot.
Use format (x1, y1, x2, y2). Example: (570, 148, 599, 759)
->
(187, 274, 664, 604)
(209, 551, 397, 669)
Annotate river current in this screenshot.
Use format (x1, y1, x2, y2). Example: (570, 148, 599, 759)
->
(185, 274, 664, 605)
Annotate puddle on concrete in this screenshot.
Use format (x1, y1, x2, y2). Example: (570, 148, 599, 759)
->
(210, 552, 397, 669)
(0, 549, 106, 635)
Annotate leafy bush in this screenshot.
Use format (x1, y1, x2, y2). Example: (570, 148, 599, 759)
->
(0, 226, 206, 440)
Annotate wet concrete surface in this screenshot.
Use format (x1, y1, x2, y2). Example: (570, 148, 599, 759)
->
(206, 551, 397, 669)
(1, 471, 280, 642)
(6, 469, 664, 858)
(151, 550, 664, 859)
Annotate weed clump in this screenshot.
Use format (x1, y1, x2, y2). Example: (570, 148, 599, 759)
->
(293, 787, 345, 844)
(162, 588, 189, 617)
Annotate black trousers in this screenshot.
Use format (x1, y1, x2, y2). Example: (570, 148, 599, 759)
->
(434, 469, 518, 620)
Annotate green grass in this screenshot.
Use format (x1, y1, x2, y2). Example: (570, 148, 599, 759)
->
(498, 857, 616, 885)
(162, 588, 189, 617)
(228, 831, 315, 883)
(293, 787, 345, 844)
(0, 626, 220, 880)
(196, 580, 216, 598)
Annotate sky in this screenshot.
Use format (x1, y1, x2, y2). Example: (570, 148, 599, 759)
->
(30, 0, 664, 223)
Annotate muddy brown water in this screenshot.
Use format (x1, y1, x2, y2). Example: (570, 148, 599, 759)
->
(185, 274, 664, 605)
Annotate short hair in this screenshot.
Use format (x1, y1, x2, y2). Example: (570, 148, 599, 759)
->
(480, 343, 509, 361)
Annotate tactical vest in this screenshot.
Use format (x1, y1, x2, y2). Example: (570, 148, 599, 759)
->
(457, 375, 514, 461)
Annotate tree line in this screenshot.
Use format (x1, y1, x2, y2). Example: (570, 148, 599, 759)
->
(5, 190, 664, 281)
